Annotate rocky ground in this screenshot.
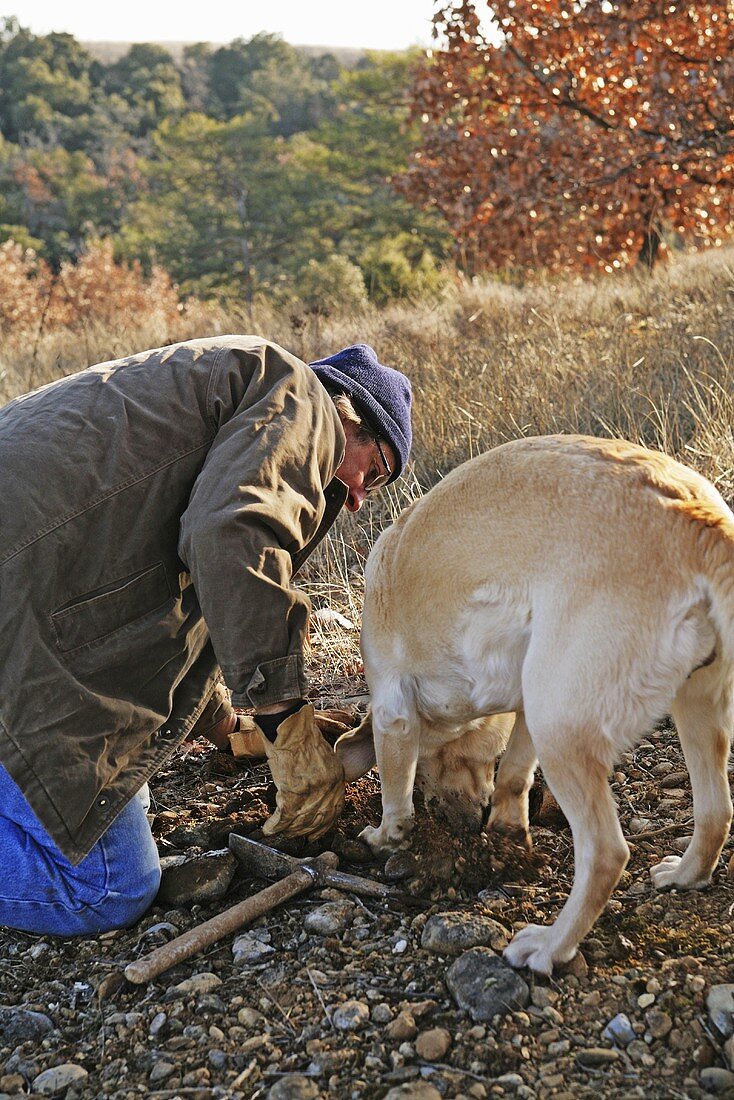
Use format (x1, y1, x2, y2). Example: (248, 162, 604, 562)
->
(2, 673, 734, 1100)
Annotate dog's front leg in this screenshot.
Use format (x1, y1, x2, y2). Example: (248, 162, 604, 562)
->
(360, 712, 420, 853)
(487, 712, 537, 847)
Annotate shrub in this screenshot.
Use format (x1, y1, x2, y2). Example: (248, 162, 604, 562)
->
(0, 239, 52, 334)
(359, 232, 447, 305)
(49, 240, 183, 331)
(294, 254, 369, 316)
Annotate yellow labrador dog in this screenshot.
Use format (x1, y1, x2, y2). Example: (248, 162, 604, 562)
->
(349, 435, 734, 975)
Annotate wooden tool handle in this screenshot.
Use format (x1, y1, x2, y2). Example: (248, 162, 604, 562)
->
(124, 865, 316, 985)
(324, 868, 404, 899)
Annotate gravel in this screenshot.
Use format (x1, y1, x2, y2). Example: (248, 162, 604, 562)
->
(1, 709, 733, 1098)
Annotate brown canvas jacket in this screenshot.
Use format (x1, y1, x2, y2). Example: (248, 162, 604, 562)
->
(0, 336, 347, 863)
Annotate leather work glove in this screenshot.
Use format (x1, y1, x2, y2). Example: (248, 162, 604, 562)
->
(260, 703, 346, 840)
(229, 715, 268, 759)
(229, 709, 353, 760)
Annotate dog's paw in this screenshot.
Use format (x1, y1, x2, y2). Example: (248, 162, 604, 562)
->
(359, 820, 412, 853)
(486, 816, 532, 852)
(503, 924, 574, 976)
(650, 854, 711, 891)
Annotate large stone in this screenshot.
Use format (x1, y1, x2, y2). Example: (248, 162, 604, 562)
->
(303, 900, 354, 936)
(446, 948, 530, 1021)
(646, 1009, 673, 1040)
(386, 1010, 418, 1041)
(156, 848, 236, 905)
(232, 933, 276, 965)
(383, 1084, 443, 1100)
(415, 1027, 452, 1060)
(168, 972, 223, 998)
(149, 1061, 176, 1084)
(575, 1048, 620, 1067)
(602, 1013, 636, 1047)
(0, 1006, 54, 1045)
(267, 1076, 320, 1099)
(331, 1000, 370, 1032)
(163, 815, 242, 850)
(421, 912, 509, 955)
(700, 1067, 734, 1094)
(708, 985, 734, 1040)
(32, 1063, 89, 1095)
(384, 851, 419, 882)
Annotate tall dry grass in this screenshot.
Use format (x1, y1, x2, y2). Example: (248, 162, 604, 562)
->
(302, 246, 734, 673)
(2, 244, 733, 675)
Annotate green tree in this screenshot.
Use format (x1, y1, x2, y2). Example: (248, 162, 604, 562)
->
(206, 34, 295, 119)
(310, 51, 452, 292)
(0, 142, 117, 263)
(0, 19, 97, 145)
(0, 23, 452, 305)
(294, 254, 369, 314)
(0, 19, 147, 160)
(203, 33, 336, 136)
(180, 43, 213, 113)
(102, 44, 185, 136)
(118, 111, 335, 303)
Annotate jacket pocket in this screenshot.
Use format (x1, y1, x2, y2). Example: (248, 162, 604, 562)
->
(51, 563, 172, 653)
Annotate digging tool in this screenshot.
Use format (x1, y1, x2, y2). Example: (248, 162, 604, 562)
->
(227, 833, 405, 901)
(124, 850, 339, 985)
(124, 836, 404, 986)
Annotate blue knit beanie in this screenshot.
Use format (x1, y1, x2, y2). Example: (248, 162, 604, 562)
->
(310, 344, 412, 481)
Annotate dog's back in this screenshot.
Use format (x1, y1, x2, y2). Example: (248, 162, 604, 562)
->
(367, 434, 734, 613)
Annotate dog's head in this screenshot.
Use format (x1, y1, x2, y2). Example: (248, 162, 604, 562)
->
(415, 712, 514, 831)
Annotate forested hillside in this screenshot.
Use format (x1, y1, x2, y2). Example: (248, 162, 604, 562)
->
(1, 4, 731, 318)
(0, 18, 450, 307)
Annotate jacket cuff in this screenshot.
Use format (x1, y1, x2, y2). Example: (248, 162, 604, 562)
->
(231, 654, 308, 708)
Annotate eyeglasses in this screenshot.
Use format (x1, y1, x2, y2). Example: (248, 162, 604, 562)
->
(364, 435, 392, 493)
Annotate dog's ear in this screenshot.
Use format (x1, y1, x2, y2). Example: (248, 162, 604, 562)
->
(335, 711, 377, 780)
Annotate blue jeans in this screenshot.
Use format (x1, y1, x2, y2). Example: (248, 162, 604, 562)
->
(0, 765, 161, 936)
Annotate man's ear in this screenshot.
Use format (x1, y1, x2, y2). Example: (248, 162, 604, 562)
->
(339, 416, 359, 441)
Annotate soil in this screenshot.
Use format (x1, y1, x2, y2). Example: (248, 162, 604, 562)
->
(1, 676, 733, 1100)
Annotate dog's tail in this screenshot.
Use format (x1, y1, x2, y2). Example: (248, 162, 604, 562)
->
(672, 497, 734, 671)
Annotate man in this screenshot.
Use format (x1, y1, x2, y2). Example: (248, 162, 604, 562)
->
(0, 335, 411, 935)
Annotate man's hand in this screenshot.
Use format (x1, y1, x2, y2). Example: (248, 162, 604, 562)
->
(229, 709, 353, 759)
(259, 703, 346, 840)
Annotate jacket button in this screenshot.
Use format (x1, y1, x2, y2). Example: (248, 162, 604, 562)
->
(158, 725, 178, 741)
(98, 796, 108, 808)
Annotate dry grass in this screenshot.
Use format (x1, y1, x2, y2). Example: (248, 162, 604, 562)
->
(2, 244, 733, 671)
(305, 246, 734, 670)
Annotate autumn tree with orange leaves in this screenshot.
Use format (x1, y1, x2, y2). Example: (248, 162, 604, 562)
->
(399, 1, 733, 273)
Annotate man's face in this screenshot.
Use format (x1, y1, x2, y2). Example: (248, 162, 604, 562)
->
(336, 420, 396, 513)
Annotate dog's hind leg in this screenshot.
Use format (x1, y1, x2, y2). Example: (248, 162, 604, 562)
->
(651, 662, 733, 890)
(503, 725, 628, 974)
(487, 712, 537, 847)
(503, 625, 630, 974)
